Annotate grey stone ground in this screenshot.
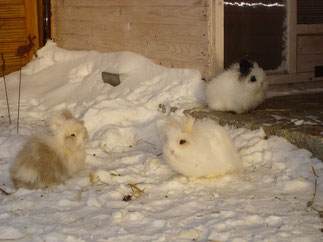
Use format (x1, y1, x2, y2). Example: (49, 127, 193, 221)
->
(185, 92, 323, 161)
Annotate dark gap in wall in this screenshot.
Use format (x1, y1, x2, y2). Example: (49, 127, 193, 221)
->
(224, 0, 286, 71)
(298, 0, 323, 24)
(42, 0, 51, 46)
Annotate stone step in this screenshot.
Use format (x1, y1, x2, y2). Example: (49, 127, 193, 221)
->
(185, 92, 323, 161)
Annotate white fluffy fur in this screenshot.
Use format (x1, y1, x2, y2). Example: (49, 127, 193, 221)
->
(10, 109, 88, 189)
(163, 116, 242, 178)
(206, 62, 267, 113)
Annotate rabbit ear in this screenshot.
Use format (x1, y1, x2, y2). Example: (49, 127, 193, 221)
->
(60, 109, 73, 120)
(239, 59, 253, 77)
(49, 114, 65, 130)
(166, 116, 180, 128)
(182, 116, 195, 133)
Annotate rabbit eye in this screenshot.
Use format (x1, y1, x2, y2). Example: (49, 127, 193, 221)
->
(250, 76, 257, 82)
(70, 133, 76, 137)
(179, 139, 187, 145)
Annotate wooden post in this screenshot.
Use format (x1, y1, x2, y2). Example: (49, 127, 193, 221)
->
(209, 0, 224, 79)
(287, 0, 297, 74)
(24, 0, 39, 59)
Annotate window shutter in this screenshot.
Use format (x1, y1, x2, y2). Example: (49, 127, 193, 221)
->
(298, 0, 323, 24)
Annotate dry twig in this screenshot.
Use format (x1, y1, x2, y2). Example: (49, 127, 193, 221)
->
(0, 187, 12, 196)
(307, 167, 319, 207)
(122, 183, 145, 202)
(0, 235, 32, 241)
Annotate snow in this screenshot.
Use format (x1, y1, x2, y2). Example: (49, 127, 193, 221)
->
(0, 41, 322, 241)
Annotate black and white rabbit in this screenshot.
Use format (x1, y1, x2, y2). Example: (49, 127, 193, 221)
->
(163, 116, 242, 178)
(10, 109, 89, 189)
(206, 59, 267, 113)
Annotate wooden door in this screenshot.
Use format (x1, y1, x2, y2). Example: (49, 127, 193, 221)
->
(0, 0, 40, 76)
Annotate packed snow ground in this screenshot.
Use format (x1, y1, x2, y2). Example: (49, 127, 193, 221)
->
(0, 42, 322, 241)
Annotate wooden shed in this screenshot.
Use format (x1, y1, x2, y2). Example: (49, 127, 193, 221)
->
(0, 0, 40, 76)
(2, 0, 323, 89)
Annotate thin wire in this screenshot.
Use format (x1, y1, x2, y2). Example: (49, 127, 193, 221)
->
(17, 56, 22, 134)
(1, 54, 11, 124)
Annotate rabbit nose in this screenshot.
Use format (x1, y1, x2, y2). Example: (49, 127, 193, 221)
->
(170, 149, 174, 154)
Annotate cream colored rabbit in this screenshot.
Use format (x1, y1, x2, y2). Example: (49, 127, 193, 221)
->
(10, 109, 89, 189)
(163, 116, 242, 178)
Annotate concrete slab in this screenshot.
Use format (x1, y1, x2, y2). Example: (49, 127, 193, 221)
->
(185, 92, 323, 161)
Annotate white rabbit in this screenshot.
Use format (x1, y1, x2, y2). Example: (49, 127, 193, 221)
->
(162, 116, 242, 178)
(10, 109, 89, 189)
(206, 59, 267, 113)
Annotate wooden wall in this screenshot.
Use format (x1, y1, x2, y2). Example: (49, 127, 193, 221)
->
(297, 0, 323, 25)
(52, 0, 211, 78)
(297, 34, 323, 73)
(296, 0, 323, 75)
(0, 0, 40, 76)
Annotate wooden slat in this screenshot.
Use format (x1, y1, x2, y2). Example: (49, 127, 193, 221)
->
(0, 18, 25, 28)
(0, 65, 22, 77)
(269, 80, 323, 92)
(55, 21, 208, 44)
(0, 41, 27, 53)
(298, 35, 323, 54)
(0, 0, 23, 4)
(54, 6, 208, 25)
(0, 19, 26, 42)
(297, 53, 323, 72)
(297, 0, 323, 24)
(0, 52, 28, 66)
(152, 58, 208, 77)
(297, 24, 323, 34)
(0, 29, 26, 42)
(55, 34, 209, 76)
(267, 72, 318, 85)
(56, 33, 208, 62)
(53, 0, 208, 7)
(0, 4, 25, 18)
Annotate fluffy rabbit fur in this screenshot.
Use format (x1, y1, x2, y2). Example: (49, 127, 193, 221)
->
(206, 59, 268, 113)
(10, 109, 89, 189)
(163, 116, 242, 178)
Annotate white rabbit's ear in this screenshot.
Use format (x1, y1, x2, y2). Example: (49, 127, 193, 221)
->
(49, 113, 65, 130)
(166, 116, 179, 128)
(60, 109, 73, 120)
(182, 116, 195, 133)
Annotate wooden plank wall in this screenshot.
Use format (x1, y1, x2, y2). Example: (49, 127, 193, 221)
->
(0, 0, 39, 76)
(52, 0, 211, 78)
(296, 0, 323, 74)
(297, 0, 323, 25)
(297, 35, 323, 73)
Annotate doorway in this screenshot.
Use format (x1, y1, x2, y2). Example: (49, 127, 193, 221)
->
(224, 0, 286, 71)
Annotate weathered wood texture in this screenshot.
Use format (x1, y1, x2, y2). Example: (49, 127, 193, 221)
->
(296, 1, 323, 74)
(52, 0, 211, 77)
(0, 0, 39, 76)
(297, 0, 323, 24)
(296, 34, 323, 73)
